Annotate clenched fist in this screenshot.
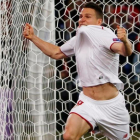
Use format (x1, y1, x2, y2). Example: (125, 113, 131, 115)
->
(117, 25, 127, 43)
(23, 23, 34, 40)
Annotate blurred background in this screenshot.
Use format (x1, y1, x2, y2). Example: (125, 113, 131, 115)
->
(0, 0, 140, 139)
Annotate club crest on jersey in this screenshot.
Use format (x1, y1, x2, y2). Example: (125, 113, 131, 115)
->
(77, 100, 84, 105)
(99, 76, 103, 79)
(113, 38, 121, 42)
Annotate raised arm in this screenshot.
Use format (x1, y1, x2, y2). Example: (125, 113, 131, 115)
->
(23, 23, 67, 60)
(111, 25, 133, 56)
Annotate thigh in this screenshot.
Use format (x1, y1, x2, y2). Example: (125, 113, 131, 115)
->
(100, 124, 130, 140)
(97, 101, 130, 139)
(64, 113, 91, 138)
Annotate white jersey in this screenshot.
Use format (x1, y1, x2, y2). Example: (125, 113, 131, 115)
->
(60, 25, 124, 90)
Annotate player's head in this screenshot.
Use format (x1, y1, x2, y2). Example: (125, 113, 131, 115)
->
(79, 2, 103, 26)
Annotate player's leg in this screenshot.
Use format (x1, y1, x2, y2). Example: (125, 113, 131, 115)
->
(96, 92, 130, 140)
(63, 113, 91, 140)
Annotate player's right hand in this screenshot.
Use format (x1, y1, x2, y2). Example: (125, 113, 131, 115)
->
(23, 23, 34, 40)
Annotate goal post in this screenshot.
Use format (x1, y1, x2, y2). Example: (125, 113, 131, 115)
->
(0, 0, 140, 140)
(25, 1, 56, 140)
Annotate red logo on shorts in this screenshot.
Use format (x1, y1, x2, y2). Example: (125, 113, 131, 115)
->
(123, 133, 128, 138)
(77, 100, 84, 105)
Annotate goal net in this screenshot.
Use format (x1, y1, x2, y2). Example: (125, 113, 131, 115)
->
(0, 0, 140, 140)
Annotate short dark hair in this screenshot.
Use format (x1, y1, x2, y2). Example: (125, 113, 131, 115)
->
(82, 2, 103, 19)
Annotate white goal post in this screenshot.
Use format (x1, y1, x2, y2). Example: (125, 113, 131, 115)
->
(0, 0, 140, 140)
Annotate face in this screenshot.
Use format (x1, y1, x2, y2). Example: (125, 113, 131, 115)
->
(78, 8, 102, 27)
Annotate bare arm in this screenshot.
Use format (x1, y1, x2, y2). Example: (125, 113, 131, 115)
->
(23, 23, 67, 60)
(111, 25, 133, 56)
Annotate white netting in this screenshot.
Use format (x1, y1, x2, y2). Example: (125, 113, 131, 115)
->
(1, 0, 55, 140)
(0, 0, 140, 140)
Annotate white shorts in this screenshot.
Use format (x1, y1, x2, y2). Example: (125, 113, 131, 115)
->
(70, 92, 130, 140)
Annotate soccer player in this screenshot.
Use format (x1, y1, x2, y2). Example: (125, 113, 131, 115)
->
(23, 2, 132, 140)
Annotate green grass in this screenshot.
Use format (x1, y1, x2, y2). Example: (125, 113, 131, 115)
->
(79, 132, 140, 140)
(56, 131, 140, 140)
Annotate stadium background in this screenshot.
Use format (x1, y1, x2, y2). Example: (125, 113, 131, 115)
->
(0, 0, 140, 139)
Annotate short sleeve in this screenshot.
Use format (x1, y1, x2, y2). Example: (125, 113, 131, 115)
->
(60, 36, 76, 57)
(102, 29, 122, 50)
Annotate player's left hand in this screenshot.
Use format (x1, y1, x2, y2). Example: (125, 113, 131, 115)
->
(117, 25, 127, 43)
